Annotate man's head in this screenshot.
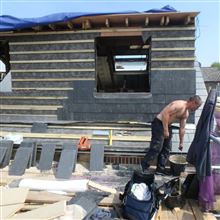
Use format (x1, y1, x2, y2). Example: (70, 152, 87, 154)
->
(187, 95, 202, 111)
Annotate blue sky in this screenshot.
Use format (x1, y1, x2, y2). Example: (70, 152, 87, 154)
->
(0, 0, 219, 67)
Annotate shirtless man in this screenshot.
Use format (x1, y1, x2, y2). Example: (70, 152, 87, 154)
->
(141, 95, 202, 175)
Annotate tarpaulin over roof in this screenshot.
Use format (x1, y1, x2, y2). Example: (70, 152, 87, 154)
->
(0, 5, 177, 31)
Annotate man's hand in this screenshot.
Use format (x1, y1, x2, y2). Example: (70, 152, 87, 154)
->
(163, 130, 169, 139)
(178, 144, 183, 151)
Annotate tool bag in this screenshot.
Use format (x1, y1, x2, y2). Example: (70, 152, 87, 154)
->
(120, 170, 179, 220)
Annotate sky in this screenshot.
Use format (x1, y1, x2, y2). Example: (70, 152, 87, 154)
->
(0, 0, 219, 67)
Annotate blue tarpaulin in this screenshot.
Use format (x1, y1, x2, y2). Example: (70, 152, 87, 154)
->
(0, 5, 177, 31)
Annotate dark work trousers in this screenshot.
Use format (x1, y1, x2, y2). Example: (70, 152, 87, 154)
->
(142, 117, 172, 169)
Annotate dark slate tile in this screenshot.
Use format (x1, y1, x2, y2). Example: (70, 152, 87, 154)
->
(89, 144, 104, 171)
(38, 143, 56, 171)
(9, 147, 33, 176)
(0, 140, 13, 168)
(56, 147, 78, 179)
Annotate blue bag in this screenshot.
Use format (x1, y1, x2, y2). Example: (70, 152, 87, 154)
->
(124, 193, 154, 220)
(122, 171, 155, 220)
(121, 171, 179, 220)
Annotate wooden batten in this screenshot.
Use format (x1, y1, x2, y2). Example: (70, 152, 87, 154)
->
(10, 39, 94, 45)
(160, 16, 165, 26)
(11, 49, 95, 54)
(48, 24, 56, 31)
(165, 16, 170, 26)
(0, 104, 62, 110)
(0, 96, 68, 100)
(0, 131, 151, 142)
(12, 68, 95, 73)
(12, 77, 95, 82)
(82, 19, 91, 29)
(125, 17, 129, 27)
(11, 59, 94, 64)
(152, 47, 195, 51)
(105, 18, 110, 28)
(32, 26, 43, 31)
(9, 201, 66, 220)
(13, 87, 73, 91)
(145, 17, 149, 26)
(152, 57, 195, 61)
(67, 21, 74, 29)
(184, 16, 191, 25)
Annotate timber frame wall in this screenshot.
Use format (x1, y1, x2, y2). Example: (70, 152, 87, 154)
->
(0, 12, 198, 123)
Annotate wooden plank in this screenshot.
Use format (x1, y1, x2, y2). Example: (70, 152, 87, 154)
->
(0, 123, 149, 131)
(12, 78, 95, 81)
(10, 49, 95, 54)
(153, 37, 195, 41)
(0, 96, 67, 99)
(172, 200, 195, 220)
(10, 39, 94, 45)
(12, 68, 95, 73)
(152, 47, 195, 51)
(88, 180, 117, 194)
(189, 200, 217, 220)
(0, 113, 56, 117)
(0, 187, 29, 206)
(0, 131, 151, 142)
(9, 200, 66, 219)
(99, 193, 121, 207)
(151, 67, 195, 71)
(158, 202, 177, 220)
(101, 31, 142, 37)
(25, 191, 72, 203)
(214, 195, 220, 210)
(13, 88, 73, 91)
(152, 57, 195, 61)
(154, 204, 162, 220)
(1, 203, 24, 219)
(0, 105, 62, 110)
(11, 59, 94, 64)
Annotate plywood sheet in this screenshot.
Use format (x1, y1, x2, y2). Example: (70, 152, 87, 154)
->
(9, 200, 66, 219)
(1, 203, 24, 219)
(26, 191, 72, 203)
(0, 187, 29, 206)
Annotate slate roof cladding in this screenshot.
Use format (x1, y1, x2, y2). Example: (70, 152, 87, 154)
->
(201, 67, 220, 82)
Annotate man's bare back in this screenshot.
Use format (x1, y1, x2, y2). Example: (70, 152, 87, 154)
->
(157, 100, 189, 124)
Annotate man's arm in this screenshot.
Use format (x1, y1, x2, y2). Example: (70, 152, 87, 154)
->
(179, 118, 187, 151)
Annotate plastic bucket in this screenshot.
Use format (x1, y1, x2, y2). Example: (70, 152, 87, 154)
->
(169, 155, 187, 176)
